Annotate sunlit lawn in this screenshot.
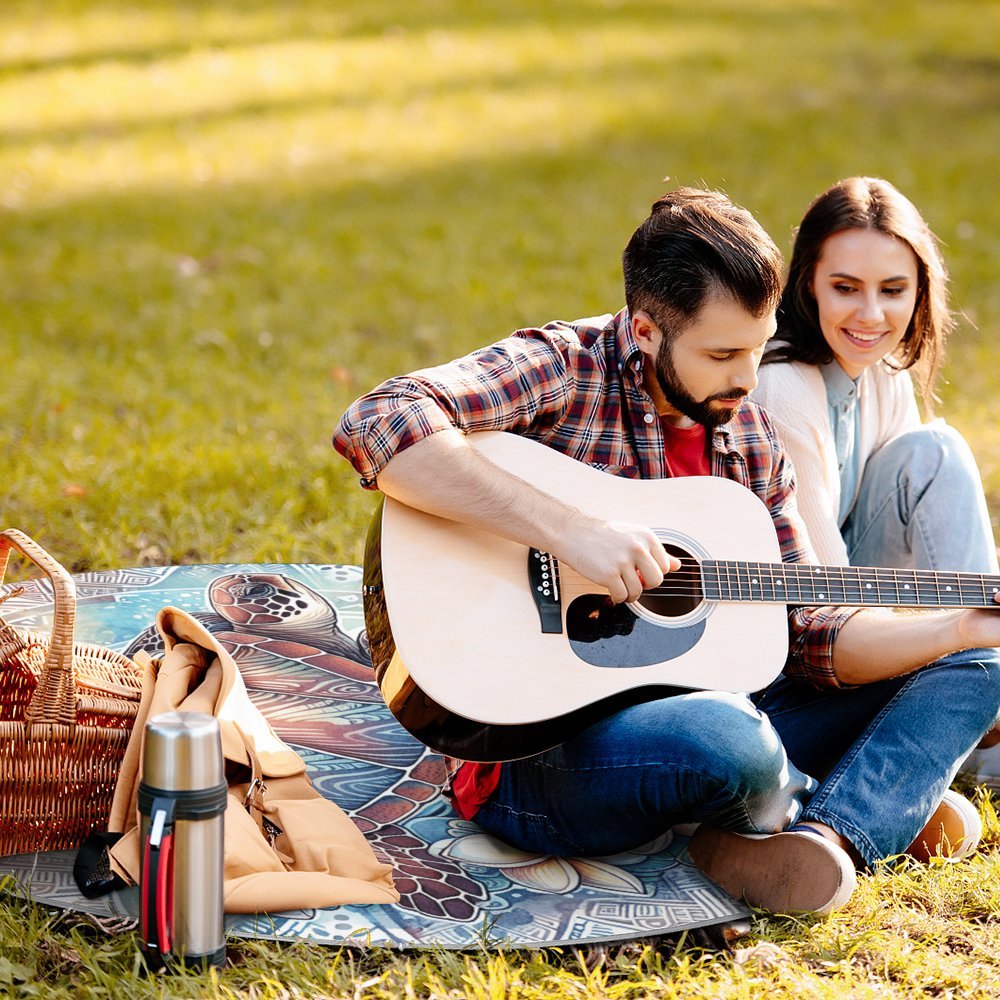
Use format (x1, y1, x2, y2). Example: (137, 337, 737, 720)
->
(3, 1, 1000, 996)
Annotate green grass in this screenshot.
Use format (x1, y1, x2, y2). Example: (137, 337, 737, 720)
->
(4, 800, 1000, 997)
(3, 0, 1000, 995)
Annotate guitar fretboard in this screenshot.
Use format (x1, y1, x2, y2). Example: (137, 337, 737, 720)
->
(701, 561, 1000, 609)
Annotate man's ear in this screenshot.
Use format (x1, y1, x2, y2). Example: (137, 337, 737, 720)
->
(631, 310, 662, 358)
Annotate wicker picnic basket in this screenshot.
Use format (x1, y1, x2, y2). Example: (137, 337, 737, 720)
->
(0, 528, 144, 856)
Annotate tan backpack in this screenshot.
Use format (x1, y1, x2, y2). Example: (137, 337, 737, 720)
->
(104, 607, 398, 914)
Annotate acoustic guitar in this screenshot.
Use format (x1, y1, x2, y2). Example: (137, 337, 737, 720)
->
(362, 431, 1000, 762)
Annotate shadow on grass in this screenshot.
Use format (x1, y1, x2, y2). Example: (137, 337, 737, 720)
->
(1, 0, 817, 78)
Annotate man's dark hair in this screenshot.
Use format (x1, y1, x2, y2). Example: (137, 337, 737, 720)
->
(622, 187, 783, 340)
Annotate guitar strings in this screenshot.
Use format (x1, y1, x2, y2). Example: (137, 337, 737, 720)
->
(556, 563, 1000, 605)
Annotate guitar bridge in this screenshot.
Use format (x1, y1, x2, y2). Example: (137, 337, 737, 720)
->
(528, 549, 563, 633)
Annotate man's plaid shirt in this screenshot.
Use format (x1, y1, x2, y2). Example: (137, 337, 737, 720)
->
(334, 309, 859, 806)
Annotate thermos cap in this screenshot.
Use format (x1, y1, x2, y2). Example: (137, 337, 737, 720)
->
(142, 711, 225, 791)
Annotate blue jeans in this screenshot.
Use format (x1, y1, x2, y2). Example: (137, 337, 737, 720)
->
(474, 691, 815, 858)
(755, 647, 1000, 865)
(841, 423, 1000, 783)
(842, 423, 999, 574)
(475, 649, 1000, 868)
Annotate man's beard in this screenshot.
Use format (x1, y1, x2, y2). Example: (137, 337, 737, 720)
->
(654, 339, 748, 429)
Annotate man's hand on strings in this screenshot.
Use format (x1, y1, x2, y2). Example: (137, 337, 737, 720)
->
(555, 517, 680, 604)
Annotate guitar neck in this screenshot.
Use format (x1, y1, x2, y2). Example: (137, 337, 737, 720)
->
(702, 561, 1000, 609)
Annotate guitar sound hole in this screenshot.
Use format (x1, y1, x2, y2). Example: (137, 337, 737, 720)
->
(636, 543, 703, 618)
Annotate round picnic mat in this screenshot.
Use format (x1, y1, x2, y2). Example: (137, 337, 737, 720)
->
(0, 564, 748, 949)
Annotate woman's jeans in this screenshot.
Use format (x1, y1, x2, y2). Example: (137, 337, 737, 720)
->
(841, 422, 998, 574)
(841, 422, 1000, 782)
(475, 426, 1000, 867)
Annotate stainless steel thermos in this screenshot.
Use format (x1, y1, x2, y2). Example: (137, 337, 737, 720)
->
(139, 711, 227, 970)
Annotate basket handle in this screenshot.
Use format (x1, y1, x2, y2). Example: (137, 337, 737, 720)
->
(0, 528, 78, 727)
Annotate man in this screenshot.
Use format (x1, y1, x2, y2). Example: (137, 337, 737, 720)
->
(333, 188, 1000, 915)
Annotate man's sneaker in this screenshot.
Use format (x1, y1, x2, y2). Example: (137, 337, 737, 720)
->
(906, 789, 982, 862)
(687, 826, 857, 915)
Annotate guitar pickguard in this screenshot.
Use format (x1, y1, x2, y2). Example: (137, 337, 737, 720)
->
(566, 594, 706, 667)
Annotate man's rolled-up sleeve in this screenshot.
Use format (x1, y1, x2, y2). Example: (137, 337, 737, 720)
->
(332, 334, 572, 488)
(333, 389, 459, 488)
(785, 605, 860, 688)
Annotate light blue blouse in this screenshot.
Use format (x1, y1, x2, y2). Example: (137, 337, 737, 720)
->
(820, 360, 864, 526)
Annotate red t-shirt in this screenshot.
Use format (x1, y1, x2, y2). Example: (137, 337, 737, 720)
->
(449, 421, 710, 820)
(659, 419, 711, 478)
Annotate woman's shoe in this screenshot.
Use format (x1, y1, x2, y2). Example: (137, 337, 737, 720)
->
(906, 789, 982, 862)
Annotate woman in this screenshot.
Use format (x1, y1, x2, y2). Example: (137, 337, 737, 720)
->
(753, 176, 1000, 849)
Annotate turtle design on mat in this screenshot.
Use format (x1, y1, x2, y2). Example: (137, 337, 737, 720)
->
(125, 572, 367, 674)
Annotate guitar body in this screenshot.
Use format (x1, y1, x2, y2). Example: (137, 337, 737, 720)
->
(363, 431, 789, 761)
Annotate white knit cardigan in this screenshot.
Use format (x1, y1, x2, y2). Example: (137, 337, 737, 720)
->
(752, 359, 921, 566)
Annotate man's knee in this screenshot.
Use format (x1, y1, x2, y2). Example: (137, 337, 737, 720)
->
(667, 691, 789, 791)
(670, 692, 809, 831)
